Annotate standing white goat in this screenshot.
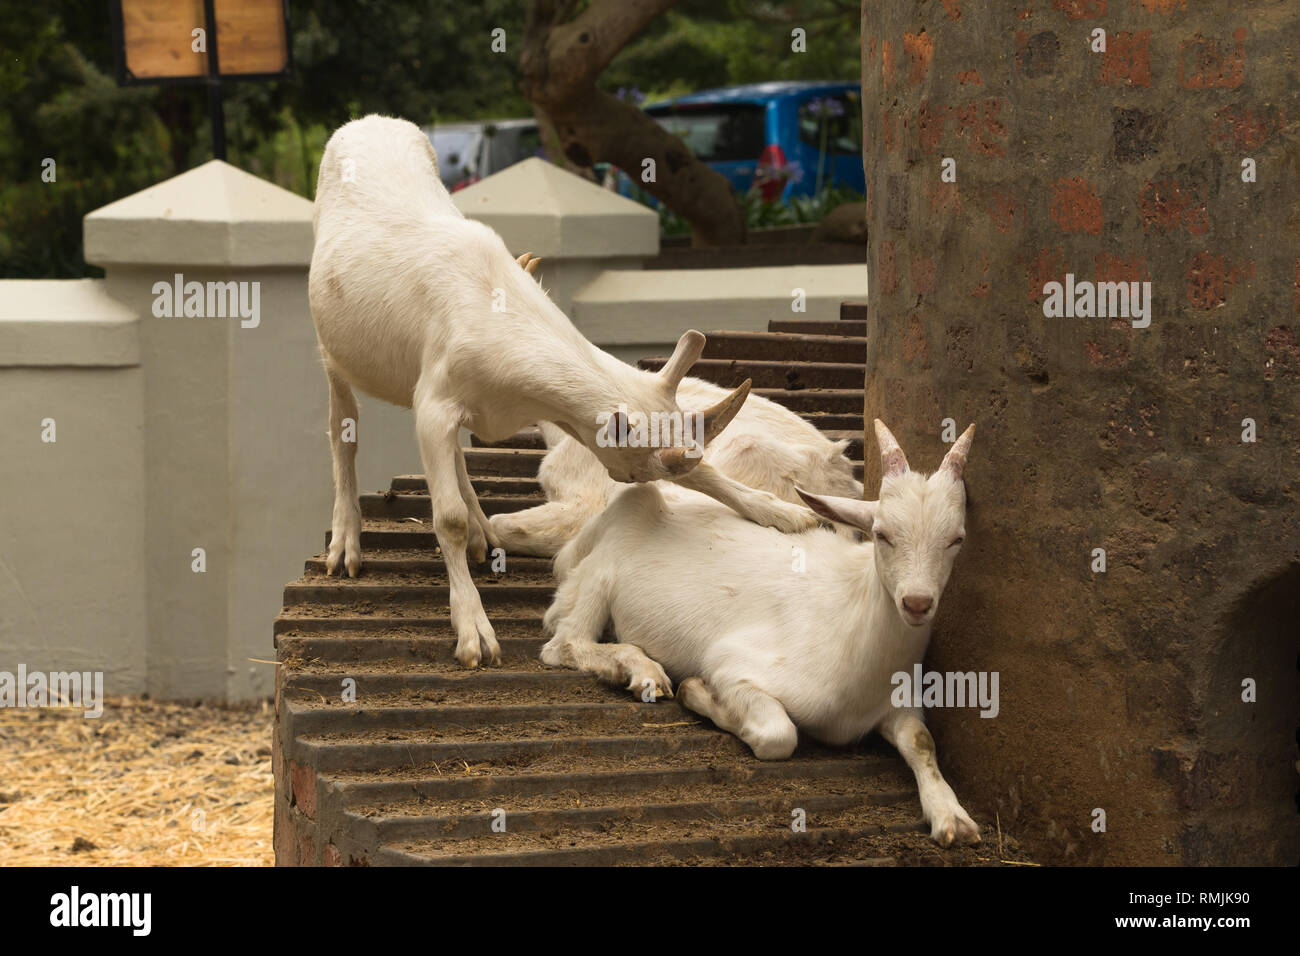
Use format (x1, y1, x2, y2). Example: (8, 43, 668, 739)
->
(542, 420, 980, 846)
(308, 115, 815, 668)
(490, 376, 864, 557)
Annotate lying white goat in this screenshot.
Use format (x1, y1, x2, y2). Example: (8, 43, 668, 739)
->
(491, 376, 863, 557)
(308, 115, 815, 668)
(542, 420, 980, 846)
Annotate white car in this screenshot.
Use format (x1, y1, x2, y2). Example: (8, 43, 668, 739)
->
(423, 118, 543, 191)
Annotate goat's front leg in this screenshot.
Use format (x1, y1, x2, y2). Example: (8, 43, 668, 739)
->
(415, 397, 500, 668)
(879, 707, 980, 847)
(673, 461, 818, 534)
(325, 363, 362, 577)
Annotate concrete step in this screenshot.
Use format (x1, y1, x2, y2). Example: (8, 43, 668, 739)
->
(330, 753, 889, 806)
(357, 783, 913, 850)
(283, 668, 621, 704)
(374, 812, 923, 867)
(471, 427, 545, 450)
(699, 331, 865, 363)
(276, 631, 548, 664)
(360, 492, 539, 520)
(461, 447, 545, 477)
(638, 357, 865, 390)
(768, 318, 867, 336)
(289, 698, 695, 737)
(276, 602, 546, 634)
(840, 301, 868, 322)
(752, 387, 863, 413)
(281, 579, 554, 607)
(298, 728, 742, 774)
(799, 411, 864, 431)
(303, 552, 552, 577)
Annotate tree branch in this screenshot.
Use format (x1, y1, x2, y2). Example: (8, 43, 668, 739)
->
(544, 0, 685, 94)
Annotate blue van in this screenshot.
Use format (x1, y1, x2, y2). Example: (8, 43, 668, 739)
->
(621, 80, 864, 203)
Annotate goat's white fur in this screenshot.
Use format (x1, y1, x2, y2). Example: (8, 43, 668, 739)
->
(542, 420, 980, 846)
(308, 115, 815, 668)
(491, 377, 863, 557)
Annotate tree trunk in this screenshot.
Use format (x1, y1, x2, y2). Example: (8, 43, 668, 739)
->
(521, 0, 745, 246)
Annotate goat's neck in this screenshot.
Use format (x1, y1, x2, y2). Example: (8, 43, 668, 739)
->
(518, 338, 654, 438)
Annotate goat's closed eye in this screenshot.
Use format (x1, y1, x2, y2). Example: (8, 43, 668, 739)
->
(949, 536, 964, 548)
(875, 531, 892, 546)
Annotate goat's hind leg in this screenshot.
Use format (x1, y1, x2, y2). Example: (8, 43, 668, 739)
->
(324, 361, 363, 578)
(678, 675, 797, 760)
(415, 395, 500, 668)
(454, 444, 495, 563)
(541, 574, 673, 700)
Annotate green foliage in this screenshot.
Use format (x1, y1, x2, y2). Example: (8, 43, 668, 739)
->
(2, 0, 862, 277)
(657, 183, 864, 238)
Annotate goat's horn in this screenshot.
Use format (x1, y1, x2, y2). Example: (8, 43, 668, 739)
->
(874, 420, 909, 478)
(524, 257, 540, 275)
(659, 330, 706, 390)
(515, 252, 532, 267)
(941, 423, 976, 481)
(700, 378, 750, 444)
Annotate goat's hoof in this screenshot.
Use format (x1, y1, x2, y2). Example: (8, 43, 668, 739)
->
(454, 643, 482, 669)
(763, 501, 820, 535)
(626, 666, 673, 701)
(930, 808, 981, 847)
(455, 618, 499, 668)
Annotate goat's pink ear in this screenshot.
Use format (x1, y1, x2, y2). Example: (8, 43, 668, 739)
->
(874, 420, 909, 478)
(796, 488, 877, 533)
(659, 330, 706, 391)
(940, 423, 975, 481)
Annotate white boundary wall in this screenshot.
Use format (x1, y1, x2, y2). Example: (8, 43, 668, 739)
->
(0, 158, 865, 700)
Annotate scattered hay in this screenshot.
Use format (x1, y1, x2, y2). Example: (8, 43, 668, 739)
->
(0, 695, 273, 866)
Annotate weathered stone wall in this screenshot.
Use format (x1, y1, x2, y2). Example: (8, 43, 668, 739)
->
(861, 0, 1299, 864)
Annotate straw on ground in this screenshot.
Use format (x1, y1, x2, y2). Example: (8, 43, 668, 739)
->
(0, 695, 273, 866)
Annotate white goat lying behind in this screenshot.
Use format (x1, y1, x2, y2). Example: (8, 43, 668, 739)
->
(491, 376, 864, 557)
(542, 420, 980, 846)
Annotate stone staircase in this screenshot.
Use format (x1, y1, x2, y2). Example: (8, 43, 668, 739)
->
(271, 302, 1011, 866)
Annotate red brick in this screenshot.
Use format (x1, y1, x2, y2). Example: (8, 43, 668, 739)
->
(1099, 31, 1153, 87)
(1050, 177, 1103, 234)
(290, 760, 317, 821)
(903, 31, 934, 86)
(1053, 0, 1107, 19)
(911, 256, 938, 295)
(1139, 180, 1208, 235)
(1178, 29, 1247, 89)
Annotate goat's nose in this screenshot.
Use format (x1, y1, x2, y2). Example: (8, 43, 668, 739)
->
(902, 595, 934, 615)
